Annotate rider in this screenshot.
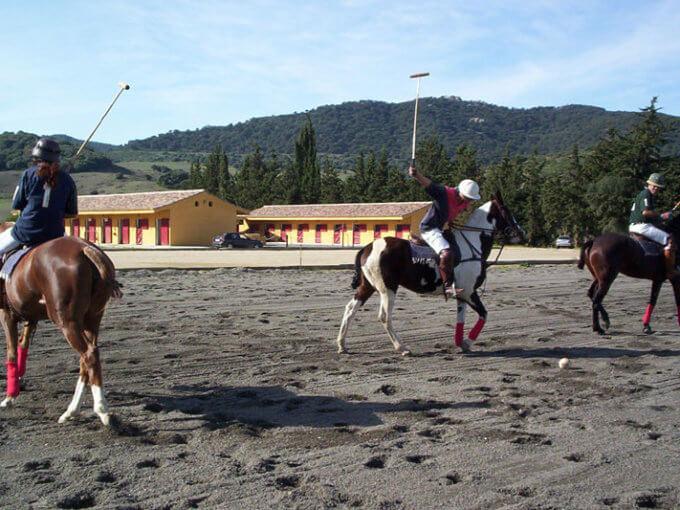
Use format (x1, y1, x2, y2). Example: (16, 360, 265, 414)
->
(409, 164, 480, 298)
(629, 172, 680, 280)
(0, 138, 78, 259)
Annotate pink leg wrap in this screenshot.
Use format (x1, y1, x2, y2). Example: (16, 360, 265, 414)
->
(642, 304, 654, 326)
(455, 323, 464, 347)
(17, 346, 28, 379)
(6, 361, 19, 397)
(468, 319, 486, 341)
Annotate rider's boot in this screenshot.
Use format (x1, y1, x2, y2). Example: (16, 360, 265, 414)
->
(664, 239, 680, 281)
(438, 249, 459, 300)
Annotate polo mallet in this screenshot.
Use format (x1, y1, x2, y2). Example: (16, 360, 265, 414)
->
(72, 82, 131, 163)
(409, 72, 429, 167)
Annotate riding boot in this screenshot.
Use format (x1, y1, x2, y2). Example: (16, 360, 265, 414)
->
(663, 240, 680, 281)
(438, 249, 455, 300)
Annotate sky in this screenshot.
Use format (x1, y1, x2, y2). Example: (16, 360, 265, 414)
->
(2, 0, 680, 145)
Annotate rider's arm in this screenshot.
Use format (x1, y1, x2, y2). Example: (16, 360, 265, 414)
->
(408, 165, 432, 189)
(643, 209, 672, 221)
(11, 171, 28, 211)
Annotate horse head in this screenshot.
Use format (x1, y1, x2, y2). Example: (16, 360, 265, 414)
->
(490, 190, 525, 244)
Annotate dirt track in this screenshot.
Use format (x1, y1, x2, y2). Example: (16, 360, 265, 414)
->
(1, 264, 679, 509)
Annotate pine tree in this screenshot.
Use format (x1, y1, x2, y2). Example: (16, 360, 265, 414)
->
(189, 160, 203, 189)
(295, 115, 320, 204)
(217, 150, 232, 202)
(320, 157, 345, 203)
(203, 145, 221, 195)
(345, 153, 367, 202)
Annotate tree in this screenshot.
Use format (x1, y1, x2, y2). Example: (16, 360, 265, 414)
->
(217, 150, 233, 202)
(320, 157, 345, 203)
(295, 115, 320, 203)
(189, 160, 203, 189)
(345, 152, 367, 202)
(202, 145, 221, 195)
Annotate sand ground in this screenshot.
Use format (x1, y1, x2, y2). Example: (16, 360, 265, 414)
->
(1, 264, 679, 509)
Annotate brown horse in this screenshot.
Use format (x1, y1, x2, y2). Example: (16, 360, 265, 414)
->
(578, 215, 680, 335)
(0, 223, 122, 425)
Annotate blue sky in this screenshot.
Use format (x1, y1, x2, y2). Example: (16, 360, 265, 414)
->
(2, 0, 679, 145)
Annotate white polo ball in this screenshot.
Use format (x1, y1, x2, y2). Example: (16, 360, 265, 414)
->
(558, 357, 570, 369)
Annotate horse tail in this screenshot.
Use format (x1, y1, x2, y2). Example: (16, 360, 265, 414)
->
(578, 239, 593, 270)
(351, 245, 367, 289)
(83, 245, 124, 299)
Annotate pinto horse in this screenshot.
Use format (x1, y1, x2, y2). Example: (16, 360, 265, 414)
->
(0, 224, 122, 425)
(578, 215, 680, 335)
(336, 192, 524, 355)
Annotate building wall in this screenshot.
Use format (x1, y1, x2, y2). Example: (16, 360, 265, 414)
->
(169, 192, 238, 246)
(66, 191, 238, 247)
(247, 207, 429, 246)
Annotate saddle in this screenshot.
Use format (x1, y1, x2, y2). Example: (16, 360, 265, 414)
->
(0, 246, 33, 310)
(629, 233, 664, 257)
(408, 233, 461, 267)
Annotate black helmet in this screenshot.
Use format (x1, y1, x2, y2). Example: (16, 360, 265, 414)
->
(31, 138, 61, 163)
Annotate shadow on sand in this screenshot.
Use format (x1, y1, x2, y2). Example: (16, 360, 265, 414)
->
(466, 345, 680, 360)
(147, 384, 490, 430)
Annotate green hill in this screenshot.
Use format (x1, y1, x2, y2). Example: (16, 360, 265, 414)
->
(125, 98, 680, 163)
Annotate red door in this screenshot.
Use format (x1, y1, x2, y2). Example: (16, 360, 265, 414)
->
(71, 219, 80, 238)
(353, 224, 366, 245)
(103, 219, 112, 243)
(297, 224, 308, 243)
(374, 224, 388, 239)
(315, 224, 327, 244)
(281, 224, 292, 242)
(396, 224, 410, 239)
(159, 218, 170, 245)
(87, 219, 97, 242)
(120, 219, 129, 244)
(333, 224, 345, 244)
(136, 219, 148, 245)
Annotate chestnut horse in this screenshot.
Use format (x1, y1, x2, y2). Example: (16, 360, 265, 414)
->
(337, 192, 524, 355)
(578, 215, 680, 335)
(0, 223, 122, 425)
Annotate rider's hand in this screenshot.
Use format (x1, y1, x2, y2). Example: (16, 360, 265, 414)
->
(661, 211, 673, 221)
(408, 165, 417, 178)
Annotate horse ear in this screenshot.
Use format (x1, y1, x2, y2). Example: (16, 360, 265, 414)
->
(495, 189, 504, 203)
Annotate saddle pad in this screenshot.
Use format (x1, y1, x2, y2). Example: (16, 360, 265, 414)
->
(0, 246, 32, 281)
(409, 242, 437, 264)
(635, 237, 663, 257)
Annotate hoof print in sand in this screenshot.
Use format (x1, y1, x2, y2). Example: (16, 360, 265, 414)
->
(23, 459, 51, 472)
(375, 384, 397, 396)
(364, 456, 386, 469)
(274, 474, 301, 490)
(443, 472, 461, 485)
(405, 454, 430, 464)
(95, 470, 116, 483)
(564, 452, 584, 462)
(56, 490, 96, 509)
(136, 459, 159, 469)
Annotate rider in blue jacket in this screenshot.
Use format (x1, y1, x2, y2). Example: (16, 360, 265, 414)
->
(0, 138, 78, 258)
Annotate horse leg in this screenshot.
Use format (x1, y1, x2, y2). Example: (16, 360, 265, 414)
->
(671, 280, 680, 328)
(378, 288, 411, 356)
(17, 322, 37, 382)
(462, 293, 488, 353)
(84, 314, 110, 425)
(1, 309, 20, 407)
(336, 283, 374, 354)
(59, 321, 109, 425)
(642, 281, 663, 334)
(455, 302, 466, 349)
(591, 274, 616, 335)
(587, 280, 598, 300)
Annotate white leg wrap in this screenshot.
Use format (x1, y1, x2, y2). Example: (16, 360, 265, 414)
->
(91, 385, 110, 426)
(58, 378, 86, 423)
(337, 298, 361, 353)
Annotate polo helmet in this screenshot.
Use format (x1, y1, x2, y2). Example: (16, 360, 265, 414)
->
(31, 138, 61, 163)
(458, 179, 481, 200)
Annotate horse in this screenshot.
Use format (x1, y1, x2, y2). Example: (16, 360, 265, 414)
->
(578, 215, 680, 335)
(0, 223, 122, 425)
(336, 192, 525, 355)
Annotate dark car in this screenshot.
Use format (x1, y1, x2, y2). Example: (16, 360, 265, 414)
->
(212, 232, 263, 249)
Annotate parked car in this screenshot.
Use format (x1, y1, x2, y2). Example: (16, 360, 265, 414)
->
(212, 232, 264, 249)
(555, 235, 574, 249)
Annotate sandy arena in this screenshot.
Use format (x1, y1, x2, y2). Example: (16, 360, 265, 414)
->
(1, 264, 679, 509)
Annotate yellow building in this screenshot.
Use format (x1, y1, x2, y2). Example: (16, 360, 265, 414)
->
(244, 202, 431, 246)
(67, 189, 243, 246)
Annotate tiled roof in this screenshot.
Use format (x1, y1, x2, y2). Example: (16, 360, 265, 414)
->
(247, 202, 430, 219)
(78, 189, 205, 212)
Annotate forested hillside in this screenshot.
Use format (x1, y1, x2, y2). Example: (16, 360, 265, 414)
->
(125, 97, 680, 163)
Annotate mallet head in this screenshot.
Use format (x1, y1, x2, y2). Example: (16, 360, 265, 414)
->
(118, 82, 131, 90)
(409, 72, 430, 79)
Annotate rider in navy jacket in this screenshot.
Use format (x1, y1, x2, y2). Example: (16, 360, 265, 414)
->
(0, 138, 78, 258)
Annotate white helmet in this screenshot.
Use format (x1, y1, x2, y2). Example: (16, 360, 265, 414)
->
(458, 179, 480, 200)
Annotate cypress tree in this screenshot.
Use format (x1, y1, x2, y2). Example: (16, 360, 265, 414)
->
(295, 115, 320, 204)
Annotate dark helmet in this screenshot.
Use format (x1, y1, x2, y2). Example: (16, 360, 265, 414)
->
(647, 173, 665, 188)
(31, 138, 61, 163)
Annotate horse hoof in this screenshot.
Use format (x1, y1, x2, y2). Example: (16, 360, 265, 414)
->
(98, 413, 111, 426)
(460, 339, 472, 353)
(337, 348, 349, 354)
(400, 350, 411, 357)
(0, 397, 15, 408)
(58, 410, 79, 423)
(642, 324, 654, 335)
